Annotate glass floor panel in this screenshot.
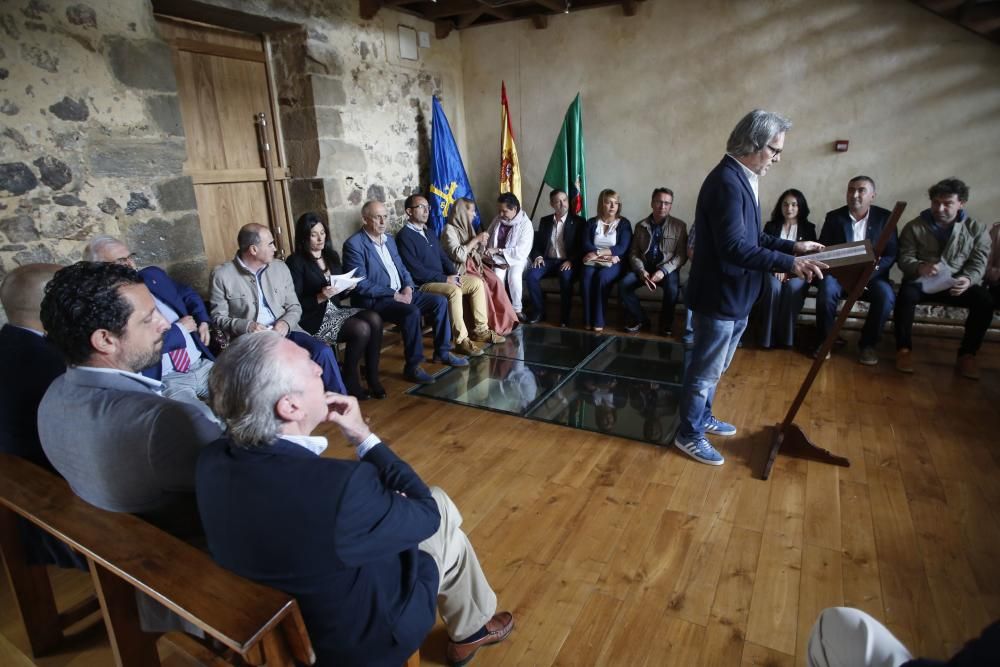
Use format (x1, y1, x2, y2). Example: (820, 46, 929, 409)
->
(408, 327, 684, 448)
(482, 326, 611, 368)
(408, 354, 572, 416)
(583, 336, 687, 385)
(530, 372, 681, 446)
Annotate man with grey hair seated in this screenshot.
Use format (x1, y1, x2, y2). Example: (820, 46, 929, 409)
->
(677, 109, 827, 466)
(83, 235, 215, 409)
(196, 331, 514, 667)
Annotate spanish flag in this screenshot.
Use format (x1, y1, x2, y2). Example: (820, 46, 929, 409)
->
(499, 82, 521, 202)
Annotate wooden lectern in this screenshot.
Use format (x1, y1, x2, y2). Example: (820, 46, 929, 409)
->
(758, 201, 907, 480)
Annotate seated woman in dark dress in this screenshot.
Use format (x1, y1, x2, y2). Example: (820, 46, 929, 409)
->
(286, 212, 386, 399)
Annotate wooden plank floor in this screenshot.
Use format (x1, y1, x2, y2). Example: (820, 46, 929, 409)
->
(2, 331, 998, 666)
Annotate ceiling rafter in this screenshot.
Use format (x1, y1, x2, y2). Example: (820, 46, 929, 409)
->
(359, 0, 646, 32)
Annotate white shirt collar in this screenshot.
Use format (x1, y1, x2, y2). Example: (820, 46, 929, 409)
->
(282, 433, 329, 455)
(364, 230, 386, 245)
(78, 366, 165, 392)
(12, 324, 45, 337)
(726, 154, 759, 201)
(236, 255, 266, 276)
(405, 221, 427, 236)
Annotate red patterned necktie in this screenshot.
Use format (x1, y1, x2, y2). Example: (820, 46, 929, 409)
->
(168, 348, 191, 373)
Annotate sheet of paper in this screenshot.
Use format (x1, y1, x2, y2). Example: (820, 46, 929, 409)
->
(809, 244, 870, 263)
(329, 268, 363, 291)
(917, 262, 955, 294)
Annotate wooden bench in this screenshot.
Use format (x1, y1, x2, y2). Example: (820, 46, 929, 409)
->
(536, 276, 1000, 340)
(0, 453, 315, 666)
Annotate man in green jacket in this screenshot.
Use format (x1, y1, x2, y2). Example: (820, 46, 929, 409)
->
(894, 178, 994, 379)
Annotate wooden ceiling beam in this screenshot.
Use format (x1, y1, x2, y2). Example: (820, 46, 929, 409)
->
(359, 0, 382, 20)
(535, 0, 565, 12)
(435, 19, 455, 39)
(532, 14, 549, 29)
(478, 1, 513, 20)
(458, 9, 485, 28)
(423, 0, 482, 19)
(622, 0, 638, 17)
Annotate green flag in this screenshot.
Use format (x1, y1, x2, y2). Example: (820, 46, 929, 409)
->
(542, 94, 587, 218)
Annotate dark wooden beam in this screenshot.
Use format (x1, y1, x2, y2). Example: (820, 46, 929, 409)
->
(535, 0, 564, 12)
(458, 10, 485, 29)
(359, 0, 382, 21)
(424, 0, 482, 19)
(435, 19, 455, 39)
(478, 1, 513, 20)
(532, 14, 549, 29)
(623, 0, 638, 17)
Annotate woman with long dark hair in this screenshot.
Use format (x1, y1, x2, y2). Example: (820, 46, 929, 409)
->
(286, 212, 386, 399)
(757, 189, 817, 348)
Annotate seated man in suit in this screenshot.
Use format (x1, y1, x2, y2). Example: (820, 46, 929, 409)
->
(210, 223, 345, 394)
(621, 187, 689, 336)
(524, 189, 585, 326)
(815, 176, 897, 365)
(84, 235, 215, 409)
(894, 178, 993, 380)
(38, 262, 222, 538)
(396, 194, 503, 358)
(197, 331, 514, 667)
(0, 263, 85, 569)
(343, 200, 468, 384)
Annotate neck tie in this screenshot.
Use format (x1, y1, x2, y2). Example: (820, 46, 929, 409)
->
(168, 348, 191, 373)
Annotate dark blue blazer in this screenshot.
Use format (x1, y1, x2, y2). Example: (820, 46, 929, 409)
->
(818, 205, 897, 283)
(139, 266, 214, 381)
(342, 231, 416, 308)
(530, 213, 587, 262)
(582, 217, 633, 258)
(686, 156, 795, 320)
(196, 438, 441, 667)
(0, 324, 85, 569)
(395, 226, 457, 286)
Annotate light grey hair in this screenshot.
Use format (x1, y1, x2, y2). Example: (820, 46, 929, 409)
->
(726, 109, 792, 157)
(208, 330, 299, 448)
(82, 235, 126, 262)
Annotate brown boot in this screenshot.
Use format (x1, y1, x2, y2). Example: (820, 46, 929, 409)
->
(957, 354, 980, 380)
(895, 348, 914, 373)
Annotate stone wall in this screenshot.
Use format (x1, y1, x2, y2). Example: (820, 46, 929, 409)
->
(0, 0, 205, 306)
(0, 0, 466, 323)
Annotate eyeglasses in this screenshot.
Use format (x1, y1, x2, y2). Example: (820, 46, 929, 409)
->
(113, 253, 138, 265)
(766, 144, 783, 157)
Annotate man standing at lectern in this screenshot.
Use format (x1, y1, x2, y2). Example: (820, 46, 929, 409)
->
(677, 109, 826, 466)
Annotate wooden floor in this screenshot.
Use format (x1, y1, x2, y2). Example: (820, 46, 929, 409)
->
(3, 330, 998, 666)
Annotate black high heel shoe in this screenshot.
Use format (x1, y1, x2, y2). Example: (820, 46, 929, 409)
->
(368, 381, 387, 400)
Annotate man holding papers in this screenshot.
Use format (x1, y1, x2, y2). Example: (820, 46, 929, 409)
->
(815, 176, 897, 365)
(894, 178, 993, 379)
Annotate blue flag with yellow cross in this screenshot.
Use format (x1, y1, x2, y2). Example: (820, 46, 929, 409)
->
(429, 96, 477, 235)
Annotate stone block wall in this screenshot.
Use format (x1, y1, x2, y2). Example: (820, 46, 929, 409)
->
(1, 0, 467, 323)
(0, 0, 206, 307)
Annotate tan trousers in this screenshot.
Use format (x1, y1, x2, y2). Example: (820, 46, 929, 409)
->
(420, 276, 488, 344)
(419, 487, 497, 640)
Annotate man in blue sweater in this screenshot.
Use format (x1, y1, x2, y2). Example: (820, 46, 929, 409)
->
(396, 194, 504, 357)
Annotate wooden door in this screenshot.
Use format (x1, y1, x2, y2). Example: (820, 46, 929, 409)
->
(156, 17, 293, 272)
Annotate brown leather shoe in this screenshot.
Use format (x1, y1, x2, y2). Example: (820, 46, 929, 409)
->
(957, 354, 980, 380)
(446, 611, 514, 666)
(454, 338, 484, 357)
(895, 348, 914, 373)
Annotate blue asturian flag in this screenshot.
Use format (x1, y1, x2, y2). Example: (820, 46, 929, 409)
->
(429, 96, 477, 234)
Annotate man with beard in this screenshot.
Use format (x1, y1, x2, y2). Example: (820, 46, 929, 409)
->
(38, 262, 221, 537)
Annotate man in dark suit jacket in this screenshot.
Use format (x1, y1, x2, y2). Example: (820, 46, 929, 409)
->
(679, 110, 825, 466)
(815, 176, 897, 365)
(342, 200, 468, 384)
(197, 332, 514, 667)
(524, 189, 586, 326)
(0, 263, 86, 569)
(84, 235, 215, 408)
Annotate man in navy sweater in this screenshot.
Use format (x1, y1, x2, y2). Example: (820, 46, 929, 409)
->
(197, 331, 514, 666)
(396, 194, 504, 357)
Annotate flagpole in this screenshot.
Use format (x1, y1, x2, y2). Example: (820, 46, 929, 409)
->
(529, 182, 546, 220)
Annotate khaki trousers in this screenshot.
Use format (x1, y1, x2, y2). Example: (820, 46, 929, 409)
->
(420, 276, 488, 344)
(419, 487, 497, 640)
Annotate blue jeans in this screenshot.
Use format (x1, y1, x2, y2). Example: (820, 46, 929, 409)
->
(288, 330, 346, 394)
(678, 313, 747, 439)
(619, 269, 680, 330)
(816, 276, 895, 349)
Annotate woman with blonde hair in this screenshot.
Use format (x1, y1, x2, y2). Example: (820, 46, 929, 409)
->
(441, 197, 516, 337)
(580, 188, 633, 332)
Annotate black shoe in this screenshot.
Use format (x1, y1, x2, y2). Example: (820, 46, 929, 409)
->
(368, 382, 387, 399)
(526, 313, 543, 324)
